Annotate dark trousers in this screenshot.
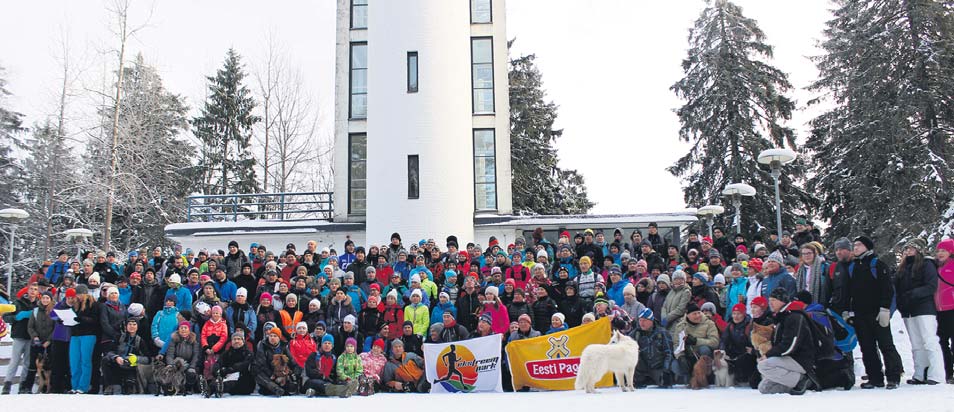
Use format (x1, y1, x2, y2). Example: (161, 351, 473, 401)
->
(728, 352, 757, 383)
(100, 358, 136, 388)
(19, 344, 41, 392)
(50, 340, 71, 394)
(303, 378, 331, 394)
(255, 374, 297, 396)
(854, 314, 903, 384)
(223, 376, 256, 395)
(937, 310, 954, 380)
(89, 340, 107, 393)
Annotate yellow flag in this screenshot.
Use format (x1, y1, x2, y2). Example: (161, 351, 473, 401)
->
(505, 317, 614, 390)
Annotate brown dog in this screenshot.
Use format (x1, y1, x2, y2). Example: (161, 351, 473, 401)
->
(690, 355, 713, 389)
(750, 323, 775, 356)
(271, 354, 292, 386)
(35, 351, 51, 394)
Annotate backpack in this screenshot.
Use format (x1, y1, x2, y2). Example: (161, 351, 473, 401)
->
(824, 309, 857, 352)
(797, 308, 842, 362)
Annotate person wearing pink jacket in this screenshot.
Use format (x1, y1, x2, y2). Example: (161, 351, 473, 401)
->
(479, 286, 510, 336)
(935, 239, 954, 384)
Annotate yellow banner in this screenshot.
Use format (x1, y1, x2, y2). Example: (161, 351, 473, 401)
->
(505, 317, 614, 391)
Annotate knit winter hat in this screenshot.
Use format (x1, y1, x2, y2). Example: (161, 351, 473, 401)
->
(322, 334, 335, 346)
(766, 251, 785, 265)
(655, 274, 671, 286)
(700, 302, 717, 313)
(638, 308, 654, 320)
(751, 296, 768, 309)
(623, 283, 636, 296)
(236, 287, 248, 298)
(854, 236, 875, 251)
(87, 273, 101, 284)
(937, 239, 954, 254)
(178, 321, 192, 329)
(106, 286, 119, 296)
(713, 274, 725, 285)
(65, 288, 77, 298)
(167, 274, 180, 284)
(195, 302, 211, 315)
(732, 303, 747, 314)
(387, 289, 399, 301)
(748, 258, 763, 273)
(296, 321, 308, 331)
(769, 287, 791, 303)
(260, 292, 272, 302)
(552, 312, 565, 323)
(268, 327, 282, 337)
(309, 299, 321, 310)
(410, 274, 421, 284)
(344, 314, 357, 325)
(127, 303, 144, 317)
(708, 249, 722, 259)
(479, 312, 494, 325)
(210, 305, 223, 315)
(410, 289, 423, 299)
(692, 273, 708, 284)
(671, 270, 687, 281)
(373, 338, 385, 351)
(686, 302, 701, 314)
(484, 286, 499, 297)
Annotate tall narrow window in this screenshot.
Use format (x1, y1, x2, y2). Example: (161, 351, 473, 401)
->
(471, 38, 494, 114)
(471, 0, 492, 23)
(473, 129, 497, 210)
(350, 42, 368, 119)
(407, 52, 418, 93)
(407, 155, 419, 199)
(351, 0, 368, 29)
(349, 134, 367, 214)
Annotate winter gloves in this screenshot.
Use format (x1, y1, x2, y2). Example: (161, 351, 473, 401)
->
(685, 335, 697, 346)
(877, 308, 890, 328)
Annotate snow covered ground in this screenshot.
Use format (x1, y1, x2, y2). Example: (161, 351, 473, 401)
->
(2, 313, 953, 411)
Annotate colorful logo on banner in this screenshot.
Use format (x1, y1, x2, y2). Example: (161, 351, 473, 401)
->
(505, 317, 613, 390)
(424, 334, 503, 393)
(434, 344, 481, 392)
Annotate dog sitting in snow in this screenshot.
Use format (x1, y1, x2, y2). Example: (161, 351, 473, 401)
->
(575, 330, 639, 393)
(750, 323, 775, 356)
(712, 350, 733, 387)
(690, 355, 713, 389)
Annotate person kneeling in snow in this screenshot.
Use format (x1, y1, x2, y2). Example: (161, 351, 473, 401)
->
(212, 331, 256, 395)
(381, 339, 428, 392)
(757, 287, 816, 395)
(253, 327, 300, 396)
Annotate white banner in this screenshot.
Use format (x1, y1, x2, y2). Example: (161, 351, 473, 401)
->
(423, 334, 503, 393)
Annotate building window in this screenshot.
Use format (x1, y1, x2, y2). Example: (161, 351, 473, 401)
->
(471, 37, 494, 114)
(350, 42, 367, 119)
(473, 129, 497, 210)
(407, 155, 419, 199)
(471, 0, 492, 23)
(351, 0, 367, 29)
(349, 134, 367, 214)
(407, 52, 418, 93)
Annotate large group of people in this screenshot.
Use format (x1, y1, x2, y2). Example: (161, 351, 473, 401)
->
(1, 222, 952, 397)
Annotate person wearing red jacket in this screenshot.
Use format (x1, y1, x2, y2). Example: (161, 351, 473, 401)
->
(201, 305, 229, 354)
(289, 321, 317, 368)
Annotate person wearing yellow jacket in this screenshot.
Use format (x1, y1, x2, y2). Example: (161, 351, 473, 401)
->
(403, 290, 429, 336)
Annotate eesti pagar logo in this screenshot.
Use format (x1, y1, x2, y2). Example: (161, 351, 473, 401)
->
(433, 344, 498, 392)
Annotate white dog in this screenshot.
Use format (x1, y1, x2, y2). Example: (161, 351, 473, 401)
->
(712, 350, 734, 387)
(574, 330, 640, 393)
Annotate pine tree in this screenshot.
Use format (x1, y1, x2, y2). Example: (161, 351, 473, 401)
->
(509, 52, 593, 215)
(808, 0, 954, 249)
(85, 54, 195, 250)
(669, 0, 812, 237)
(194, 48, 261, 200)
(19, 121, 78, 263)
(0, 66, 24, 210)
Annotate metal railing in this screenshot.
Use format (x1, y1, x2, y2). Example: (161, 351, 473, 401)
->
(186, 192, 334, 222)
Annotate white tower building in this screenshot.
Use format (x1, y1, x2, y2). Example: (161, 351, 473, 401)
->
(333, 0, 513, 245)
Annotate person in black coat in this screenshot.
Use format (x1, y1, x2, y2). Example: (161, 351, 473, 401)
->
(438, 312, 470, 343)
(833, 236, 902, 389)
(757, 288, 816, 395)
(253, 327, 301, 396)
(399, 321, 423, 357)
(721, 303, 756, 383)
(576, 230, 605, 270)
(212, 331, 256, 395)
(101, 319, 148, 395)
(629, 309, 673, 388)
(530, 286, 559, 334)
(895, 239, 944, 384)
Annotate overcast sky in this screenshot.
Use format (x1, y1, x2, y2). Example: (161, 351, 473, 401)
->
(0, 0, 831, 215)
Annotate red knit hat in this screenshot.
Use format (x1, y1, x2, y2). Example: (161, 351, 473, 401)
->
(65, 288, 77, 298)
(560, 231, 570, 239)
(702, 236, 713, 245)
(369, 283, 381, 292)
(732, 303, 746, 314)
(751, 296, 768, 309)
(748, 258, 763, 272)
(373, 338, 385, 351)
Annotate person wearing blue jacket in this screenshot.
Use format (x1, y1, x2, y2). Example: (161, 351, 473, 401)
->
(226, 287, 258, 341)
(606, 265, 628, 306)
(117, 277, 132, 306)
(151, 295, 180, 351)
(553, 246, 579, 280)
(45, 251, 70, 285)
(430, 292, 457, 326)
(164, 274, 193, 313)
(760, 251, 796, 298)
(724, 264, 749, 318)
(338, 240, 357, 271)
(212, 268, 238, 303)
(342, 272, 367, 313)
(392, 252, 412, 281)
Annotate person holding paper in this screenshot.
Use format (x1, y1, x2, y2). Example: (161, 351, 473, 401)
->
(49, 289, 76, 393)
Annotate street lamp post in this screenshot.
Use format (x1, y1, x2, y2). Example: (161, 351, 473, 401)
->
(64, 228, 95, 262)
(722, 183, 756, 235)
(697, 205, 725, 238)
(0, 208, 30, 296)
(757, 148, 797, 241)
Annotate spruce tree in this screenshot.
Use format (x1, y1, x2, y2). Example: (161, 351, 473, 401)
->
(509, 52, 593, 215)
(0, 66, 24, 210)
(807, 0, 954, 249)
(194, 48, 261, 199)
(20, 121, 77, 261)
(669, 0, 811, 237)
